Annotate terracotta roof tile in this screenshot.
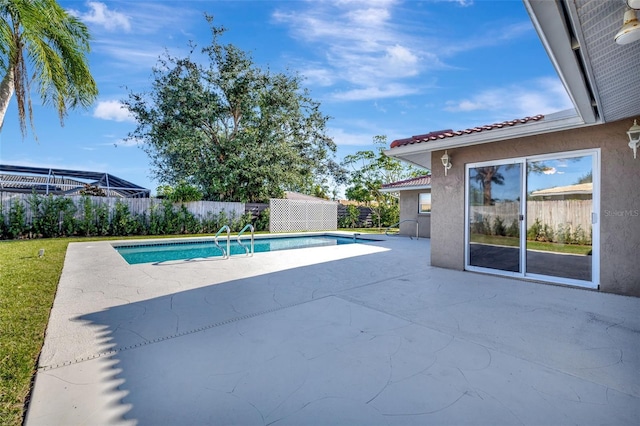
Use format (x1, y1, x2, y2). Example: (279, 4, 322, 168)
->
(390, 114, 545, 148)
(381, 174, 431, 190)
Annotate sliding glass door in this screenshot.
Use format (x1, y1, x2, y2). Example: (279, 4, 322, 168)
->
(466, 150, 598, 288)
(468, 163, 522, 274)
(526, 155, 593, 282)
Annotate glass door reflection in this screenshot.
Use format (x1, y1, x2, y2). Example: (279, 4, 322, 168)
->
(468, 163, 522, 273)
(526, 156, 593, 281)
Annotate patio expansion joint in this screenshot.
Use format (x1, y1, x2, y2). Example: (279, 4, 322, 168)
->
(37, 296, 334, 372)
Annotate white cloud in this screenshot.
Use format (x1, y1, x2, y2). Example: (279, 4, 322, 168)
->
(332, 84, 419, 101)
(113, 137, 144, 148)
(68, 2, 131, 32)
(93, 100, 135, 122)
(327, 127, 376, 146)
(543, 167, 557, 175)
(93, 39, 163, 70)
(271, 0, 531, 102)
(300, 67, 336, 87)
(443, 78, 573, 117)
(272, 0, 430, 100)
(346, 7, 390, 25)
(373, 101, 387, 113)
(386, 44, 418, 68)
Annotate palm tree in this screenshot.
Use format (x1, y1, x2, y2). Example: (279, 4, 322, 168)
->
(473, 166, 505, 205)
(0, 0, 98, 136)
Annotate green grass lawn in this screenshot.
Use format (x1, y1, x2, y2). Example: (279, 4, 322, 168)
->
(0, 238, 71, 425)
(470, 233, 592, 255)
(0, 234, 224, 425)
(339, 228, 388, 234)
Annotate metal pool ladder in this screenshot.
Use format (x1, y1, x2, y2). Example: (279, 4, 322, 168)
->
(237, 224, 255, 256)
(214, 225, 231, 258)
(385, 219, 419, 240)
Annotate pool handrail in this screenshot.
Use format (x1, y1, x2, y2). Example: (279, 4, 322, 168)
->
(214, 225, 231, 258)
(237, 224, 255, 256)
(385, 220, 419, 240)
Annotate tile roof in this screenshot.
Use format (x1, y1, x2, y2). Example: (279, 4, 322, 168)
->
(284, 191, 333, 202)
(381, 174, 431, 190)
(390, 115, 545, 149)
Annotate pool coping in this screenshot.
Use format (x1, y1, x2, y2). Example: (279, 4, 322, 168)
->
(109, 230, 387, 248)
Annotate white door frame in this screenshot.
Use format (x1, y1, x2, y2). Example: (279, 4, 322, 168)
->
(464, 149, 600, 289)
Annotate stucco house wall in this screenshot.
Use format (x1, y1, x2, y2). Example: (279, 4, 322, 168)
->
(399, 189, 431, 238)
(430, 118, 640, 296)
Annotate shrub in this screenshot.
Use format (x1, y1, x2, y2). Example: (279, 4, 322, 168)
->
(110, 200, 141, 236)
(157, 182, 203, 203)
(149, 202, 163, 235)
(572, 225, 590, 245)
(230, 212, 253, 232)
(254, 208, 269, 231)
(527, 218, 554, 242)
(379, 203, 399, 228)
(29, 194, 77, 238)
(7, 200, 26, 239)
(59, 198, 77, 237)
(471, 214, 492, 235)
(178, 204, 200, 234)
(95, 203, 110, 236)
(78, 196, 97, 236)
(160, 199, 181, 234)
(492, 216, 506, 236)
(555, 223, 571, 244)
(506, 219, 519, 238)
(339, 205, 360, 228)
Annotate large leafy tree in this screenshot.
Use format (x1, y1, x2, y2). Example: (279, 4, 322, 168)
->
(0, 0, 98, 136)
(342, 135, 427, 227)
(124, 16, 341, 203)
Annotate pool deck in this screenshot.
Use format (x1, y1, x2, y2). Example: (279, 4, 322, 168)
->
(25, 235, 640, 425)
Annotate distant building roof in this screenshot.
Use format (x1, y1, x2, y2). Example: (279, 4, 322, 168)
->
(284, 191, 333, 202)
(380, 174, 431, 192)
(530, 182, 592, 197)
(0, 164, 150, 198)
(390, 115, 545, 149)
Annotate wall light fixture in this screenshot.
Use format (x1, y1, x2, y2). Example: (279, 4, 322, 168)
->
(627, 119, 640, 159)
(615, 3, 640, 45)
(441, 150, 452, 176)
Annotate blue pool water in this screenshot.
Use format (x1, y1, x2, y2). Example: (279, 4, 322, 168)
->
(114, 235, 374, 265)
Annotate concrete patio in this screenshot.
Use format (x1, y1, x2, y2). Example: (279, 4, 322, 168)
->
(25, 235, 640, 425)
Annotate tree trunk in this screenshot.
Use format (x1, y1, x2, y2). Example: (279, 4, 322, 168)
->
(0, 69, 15, 132)
(482, 167, 496, 205)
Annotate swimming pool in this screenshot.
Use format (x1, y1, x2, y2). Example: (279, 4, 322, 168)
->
(113, 234, 376, 264)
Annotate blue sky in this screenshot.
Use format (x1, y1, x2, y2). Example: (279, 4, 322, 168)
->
(0, 0, 574, 196)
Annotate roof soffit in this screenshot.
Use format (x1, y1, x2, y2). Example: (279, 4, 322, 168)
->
(525, 0, 640, 124)
(524, 0, 598, 124)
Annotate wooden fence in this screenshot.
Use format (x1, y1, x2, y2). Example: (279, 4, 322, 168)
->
(470, 200, 593, 231)
(0, 192, 245, 224)
(337, 204, 374, 227)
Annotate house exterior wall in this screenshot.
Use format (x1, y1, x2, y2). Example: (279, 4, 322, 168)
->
(399, 189, 431, 238)
(430, 118, 640, 297)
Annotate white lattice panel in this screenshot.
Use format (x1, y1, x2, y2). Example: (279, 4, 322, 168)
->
(269, 199, 337, 232)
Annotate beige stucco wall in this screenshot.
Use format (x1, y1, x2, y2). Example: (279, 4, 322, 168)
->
(430, 118, 640, 297)
(398, 189, 431, 238)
